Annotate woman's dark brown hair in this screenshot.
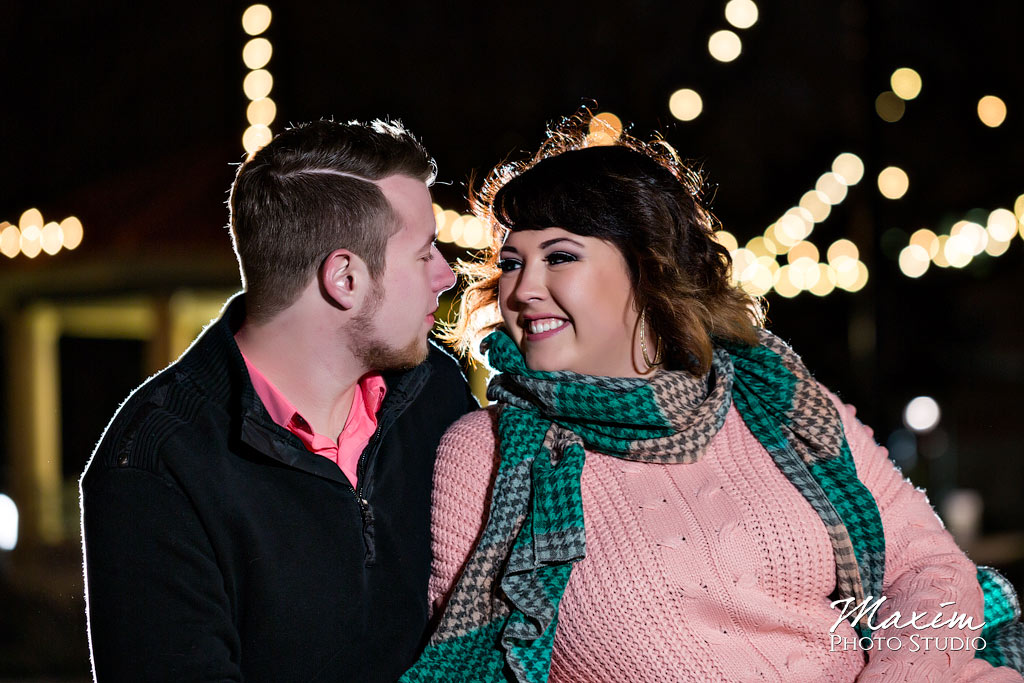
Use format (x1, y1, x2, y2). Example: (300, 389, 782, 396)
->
(443, 110, 763, 375)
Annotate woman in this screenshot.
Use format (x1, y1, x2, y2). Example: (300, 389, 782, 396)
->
(403, 113, 1022, 682)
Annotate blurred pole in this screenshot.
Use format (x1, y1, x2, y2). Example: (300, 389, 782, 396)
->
(6, 303, 64, 549)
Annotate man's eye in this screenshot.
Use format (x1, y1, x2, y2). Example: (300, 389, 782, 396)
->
(497, 258, 521, 273)
(545, 251, 577, 265)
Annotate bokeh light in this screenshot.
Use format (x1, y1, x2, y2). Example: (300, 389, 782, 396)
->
(890, 68, 922, 100)
(831, 153, 864, 185)
(587, 112, 623, 145)
(827, 238, 859, 264)
(243, 38, 273, 70)
(669, 89, 703, 122)
(247, 97, 277, 126)
(978, 95, 1007, 127)
(1, 224, 20, 258)
(20, 225, 42, 258)
(243, 69, 274, 100)
(0, 494, 18, 551)
(877, 166, 909, 199)
(19, 208, 43, 230)
(799, 190, 832, 223)
(40, 222, 63, 255)
(242, 4, 272, 36)
(899, 244, 930, 278)
(809, 264, 837, 296)
(875, 91, 905, 122)
(815, 172, 848, 204)
(986, 208, 1017, 241)
(243, 124, 273, 154)
(60, 216, 83, 249)
(725, 0, 759, 29)
(713, 230, 738, 252)
(708, 30, 742, 62)
(904, 396, 940, 433)
(909, 228, 939, 259)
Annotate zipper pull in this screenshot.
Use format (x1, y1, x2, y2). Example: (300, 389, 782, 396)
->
(359, 497, 376, 565)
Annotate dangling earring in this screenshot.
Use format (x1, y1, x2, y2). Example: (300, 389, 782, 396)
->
(640, 309, 663, 369)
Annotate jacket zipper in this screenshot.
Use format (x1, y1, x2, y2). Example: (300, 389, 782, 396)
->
(350, 420, 384, 563)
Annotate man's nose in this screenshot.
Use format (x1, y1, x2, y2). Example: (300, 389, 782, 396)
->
(434, 255, 456, 294)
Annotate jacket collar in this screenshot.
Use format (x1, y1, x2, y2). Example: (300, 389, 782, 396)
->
(179, 292, 432, 483)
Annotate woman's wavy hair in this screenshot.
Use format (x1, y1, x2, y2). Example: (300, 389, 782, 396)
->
(443, 109, 764, 375)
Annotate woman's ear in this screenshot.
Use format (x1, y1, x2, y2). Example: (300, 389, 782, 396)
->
(320, 249, 369, 311)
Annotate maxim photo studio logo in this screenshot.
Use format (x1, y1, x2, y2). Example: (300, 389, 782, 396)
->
(829, 595, 986, 653)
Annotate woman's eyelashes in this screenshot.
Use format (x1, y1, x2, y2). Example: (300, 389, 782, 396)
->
(497, 251, 579, 273)
(498, 257, 522, 273)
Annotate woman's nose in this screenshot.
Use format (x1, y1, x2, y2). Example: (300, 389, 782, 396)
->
(511, 263, 546, 304)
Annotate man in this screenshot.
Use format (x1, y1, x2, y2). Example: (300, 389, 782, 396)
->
(80, 120, 477, 681)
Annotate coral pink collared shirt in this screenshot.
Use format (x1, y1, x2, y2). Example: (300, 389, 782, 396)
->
(241, 352, 386, 489)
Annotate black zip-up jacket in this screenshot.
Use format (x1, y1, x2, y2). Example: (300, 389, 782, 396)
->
(80, 295, 477, 682)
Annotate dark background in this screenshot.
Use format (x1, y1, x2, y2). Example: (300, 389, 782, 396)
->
(1, 1, 1022, 678)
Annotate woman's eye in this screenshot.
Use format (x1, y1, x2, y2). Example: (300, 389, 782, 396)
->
(497, 258, 521, 273)
(545, 251, 578, 265)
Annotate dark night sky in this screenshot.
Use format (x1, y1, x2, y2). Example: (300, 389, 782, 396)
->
(2, 1, 1023, 516)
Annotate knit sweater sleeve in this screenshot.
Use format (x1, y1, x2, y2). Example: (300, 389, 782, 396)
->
(827, 394, 1022, 682)
(427, 407, 501, 618)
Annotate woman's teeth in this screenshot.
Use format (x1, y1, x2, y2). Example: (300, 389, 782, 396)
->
(528, 318, 567, 334)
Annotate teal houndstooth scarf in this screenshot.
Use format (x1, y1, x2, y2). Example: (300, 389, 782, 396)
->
(402, 327, 888, 682)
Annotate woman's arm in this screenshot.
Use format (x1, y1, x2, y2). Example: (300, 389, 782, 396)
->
(427, 407, 502, 617)
(828, 395, 1021, 682)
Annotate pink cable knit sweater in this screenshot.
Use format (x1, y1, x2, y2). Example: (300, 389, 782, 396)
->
(428, 397, 1022, 682)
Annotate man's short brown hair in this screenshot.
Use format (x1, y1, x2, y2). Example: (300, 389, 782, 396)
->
(228, 119, 436, 322)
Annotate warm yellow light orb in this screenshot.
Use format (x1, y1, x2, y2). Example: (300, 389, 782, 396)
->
(60, 216, 83, 249)
(0, 224, 20, 258)
(19, 226, 42, 258)
(877, 166, 909, 199)
(459, 216, 485, 249)
(772, 266, 800, 298)
(890, 68, 922, 100)
(832, 153, 865, 185)
(669, 89, 703, 122)
(40, 221, 63, 255)
(875, 91, 905, 122)
(243, 38, 273, 70)
(247, 97, 277, 126)
(242, 124, 273, 154)
(243, 69, 274, 100)
(909, 228, 939, 259)
(19, 208, 43, 230)
(932, 235, 951, 267)
(242, 4, 272, 36)
(986, 209, 1017, 242)
(827, 238, 859, 264)
(725, 0, 759, 29)
(587, 112, 623, 146)
(809, 264, 837, 296)
(708, 30, 742, 62)
(746, 236, 775, 258)
(799, 190, 832, 223)
(816, 172, 848, 205)
(978, 95, 1007, 128)
(713, 230, 738, 252)
(787, 240, 819, 265)
(898, 244, 930, 278)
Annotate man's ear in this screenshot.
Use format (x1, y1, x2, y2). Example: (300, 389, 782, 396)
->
(320, 249, 368, 311)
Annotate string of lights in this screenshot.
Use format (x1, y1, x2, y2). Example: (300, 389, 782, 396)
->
(241, 4, 276, 156)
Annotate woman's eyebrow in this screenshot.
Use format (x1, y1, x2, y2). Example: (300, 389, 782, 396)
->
(499, 245, 519, 254)
(539, 237, 585, 249)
